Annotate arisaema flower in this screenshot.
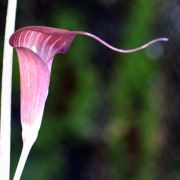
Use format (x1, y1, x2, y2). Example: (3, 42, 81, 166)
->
(9, 26, 168, 180)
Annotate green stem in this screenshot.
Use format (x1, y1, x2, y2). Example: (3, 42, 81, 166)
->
(13, 142, 33, 180)
(0, 0, 17, 179)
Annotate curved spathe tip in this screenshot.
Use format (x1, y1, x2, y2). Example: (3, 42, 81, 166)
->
(75, 31, 169, 53)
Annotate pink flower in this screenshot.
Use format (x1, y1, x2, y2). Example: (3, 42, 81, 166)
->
(9, 26, 77, 142)
(9, 26, 168, 143)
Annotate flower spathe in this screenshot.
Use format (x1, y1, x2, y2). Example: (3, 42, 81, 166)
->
(9, 26, 168, 141)
(10, 26, 77, 139)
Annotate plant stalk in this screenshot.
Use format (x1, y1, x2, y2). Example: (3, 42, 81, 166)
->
(0, 0, 17, 179)
(13, 142, 33, 180)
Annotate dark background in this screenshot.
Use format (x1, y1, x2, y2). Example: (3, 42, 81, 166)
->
(0, 0, 179, 179)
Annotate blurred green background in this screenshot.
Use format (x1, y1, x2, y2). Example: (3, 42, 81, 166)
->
(0, 0, 178, 179)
